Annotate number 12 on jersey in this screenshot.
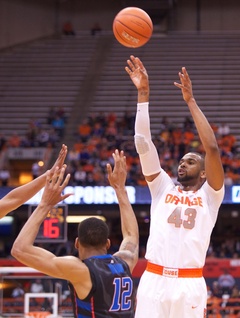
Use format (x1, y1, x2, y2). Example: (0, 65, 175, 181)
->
(28, 204, 68, 243)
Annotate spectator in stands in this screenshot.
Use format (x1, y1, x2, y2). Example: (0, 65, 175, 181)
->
(31, 161, 42, 179)
(0, 144, 67, 220)
(105, 121, 117, 142)
(48, 128, 59, 147)
(91, 22, 102, 36)
(224, 167, 234, 186)
(30, 279, 44, 293)
(62, 21, 75, 36)
(51, 115, 65, 138)
(26, 117, 42, 146)
(73, 165, 87, 186)
(56, 106, 67, 122)
(211, 281, 223, 298)
(228, 285, 240, 316)
(183, 115, 194, 131)
(217, 269, 236, 295)
(12, 283, 25, 298)
(36, 128, 50, 147)
(47, 106, 56, 125)
(77, 118, 92, 143)
(0, 133, 7, 151)
(8, 132, 21, 148)
(209, 122, 219, 135)
(217, 122, 230, 137)
(183, 126, 195, 146)
(107, 112, 116, 124)
(158, 116, 172, 133)
(93, 111, 107, 127)
(0, 166, 10, 186)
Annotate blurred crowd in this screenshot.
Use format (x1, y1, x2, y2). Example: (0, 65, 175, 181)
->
(207, 270, 240, 318)
(66, 111, 240, 187)
(0, 109, 240, 187)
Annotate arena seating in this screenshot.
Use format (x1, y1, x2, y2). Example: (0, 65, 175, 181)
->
(90, 31, 240, 147)
(1, 31, 240, 146)
(0, 33, 99, 140)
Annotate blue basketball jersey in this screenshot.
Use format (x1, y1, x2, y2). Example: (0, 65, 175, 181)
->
(69, 254, 136, 318)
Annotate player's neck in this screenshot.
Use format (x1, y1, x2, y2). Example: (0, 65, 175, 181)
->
(80, 247, 107, 260)
(179, 181, 203, 192)
(179, 176, 206, 192)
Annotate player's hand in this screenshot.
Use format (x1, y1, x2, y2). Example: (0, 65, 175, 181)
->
(174, 67, 194, 104)
(49, 144, 68, 176)
(41, 166, 72, 209)
(125, 55, 149, 91)
(107, 150, 127, 190)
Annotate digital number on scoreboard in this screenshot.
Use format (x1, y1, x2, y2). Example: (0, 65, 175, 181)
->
(28, 204, 68, 243)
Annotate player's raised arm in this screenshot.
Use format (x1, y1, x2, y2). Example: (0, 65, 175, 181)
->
(106, 149, 139, 272)
(174, 67, 224, 190)
(125, 55, 161, 182)
(0, 144, 68, 219)
(11, 166, 73, 278)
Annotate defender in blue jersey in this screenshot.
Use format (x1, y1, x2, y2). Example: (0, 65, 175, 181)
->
(12, 149, 139, 318)
(69, 254, 135, 317)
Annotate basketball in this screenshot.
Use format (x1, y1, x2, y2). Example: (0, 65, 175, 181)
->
(113, 7, 153, 48)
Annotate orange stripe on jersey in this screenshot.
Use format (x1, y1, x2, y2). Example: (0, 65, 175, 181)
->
(146, 262, 203, 278)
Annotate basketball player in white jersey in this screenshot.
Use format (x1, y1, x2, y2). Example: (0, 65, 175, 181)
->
(125, 55, 224, 318)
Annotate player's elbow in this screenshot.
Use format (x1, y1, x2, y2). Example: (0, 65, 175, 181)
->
(11, 241, 23, 261)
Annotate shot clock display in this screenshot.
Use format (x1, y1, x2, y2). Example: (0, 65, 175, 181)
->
(28, 204, 68, 243)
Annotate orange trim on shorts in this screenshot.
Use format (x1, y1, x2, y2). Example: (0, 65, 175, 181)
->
(146, 261, 203, 278)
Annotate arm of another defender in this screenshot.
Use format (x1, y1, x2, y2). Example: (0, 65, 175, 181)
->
(107, 149, 139, 273)
(0, 144, 68, 219)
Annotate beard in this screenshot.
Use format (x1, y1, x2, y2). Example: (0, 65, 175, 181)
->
(177, 173, 195, 184)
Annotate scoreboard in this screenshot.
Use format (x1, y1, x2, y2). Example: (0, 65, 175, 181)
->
(28, 204, 68, 243)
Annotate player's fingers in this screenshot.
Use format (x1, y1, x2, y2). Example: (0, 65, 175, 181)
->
(119, 150, 126, 167)
(46, 170, 51, 183)
(52, 166, 65, 187)
(174, 82, 182, 89)
(127, 59, 136, 72)
(182, 67, 189, 77)
(61, 193, 73, 201)
(61, 173, 71, 189)
(114, 149, 120, 157)
(51, 167, 60, 183)
(136, 57, 144, 70)
(125, 66, 131, 75)
(119, 150, 124, 158)
(113, 151, 121, 170)
(106, 163, 113, 176)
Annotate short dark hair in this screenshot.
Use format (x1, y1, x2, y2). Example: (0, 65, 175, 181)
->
(185, 152, 205, 169)
(77, 217, 109, 247)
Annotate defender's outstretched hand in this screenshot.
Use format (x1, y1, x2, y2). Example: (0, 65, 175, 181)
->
(49, 144, 68, 176)
(174, 67, 194, 104)
(40, 166, 72, 210)
(107, 149, 127, 190)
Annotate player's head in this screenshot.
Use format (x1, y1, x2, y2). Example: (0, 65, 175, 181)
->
(177, 152, 206, 186)
(77, 217, 109, 248)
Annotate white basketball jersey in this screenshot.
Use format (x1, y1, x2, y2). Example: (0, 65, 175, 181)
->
(145, 170, 224, 268)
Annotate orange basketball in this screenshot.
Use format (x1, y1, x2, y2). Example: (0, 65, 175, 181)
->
(113, 7, 153, 48)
